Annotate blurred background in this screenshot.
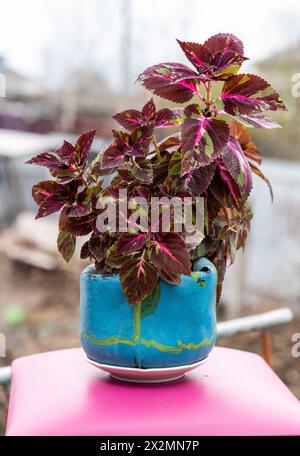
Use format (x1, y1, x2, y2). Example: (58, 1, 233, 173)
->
(0, 0, 300, 432)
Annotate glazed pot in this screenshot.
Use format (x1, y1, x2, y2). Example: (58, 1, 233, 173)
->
(80, 257, 217, 369)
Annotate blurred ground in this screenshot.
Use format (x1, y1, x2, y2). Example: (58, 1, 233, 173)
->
(0, 253, 299, 435)
(218, 309, 300, 399)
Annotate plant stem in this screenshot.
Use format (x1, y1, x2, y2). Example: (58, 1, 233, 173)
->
(205, 80, 213, 110)
(152, 135, 161, 161)
(133, 300, 142, 343)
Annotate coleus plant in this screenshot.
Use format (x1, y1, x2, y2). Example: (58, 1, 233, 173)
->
(27, 33, 286, 304)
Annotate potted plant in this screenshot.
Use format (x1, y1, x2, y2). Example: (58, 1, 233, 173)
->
(27, 33, 286, 382)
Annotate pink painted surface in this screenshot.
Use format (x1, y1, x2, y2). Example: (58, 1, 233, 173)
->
(6, 347, 300, 436)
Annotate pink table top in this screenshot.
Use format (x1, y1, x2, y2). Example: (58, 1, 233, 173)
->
(6, 347, 300, 436)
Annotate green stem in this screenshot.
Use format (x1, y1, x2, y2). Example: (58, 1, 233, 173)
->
(205, 80, 213, 110)
(133, 301, 141, 343)
(152, 135, 161, 161)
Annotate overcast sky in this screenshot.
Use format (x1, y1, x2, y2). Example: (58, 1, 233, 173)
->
(1, 0, 300, 89)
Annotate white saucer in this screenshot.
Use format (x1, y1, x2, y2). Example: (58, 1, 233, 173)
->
(86, 356, 207, 383)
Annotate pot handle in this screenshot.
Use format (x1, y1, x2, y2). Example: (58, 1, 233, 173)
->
(193, 257, 218, 282)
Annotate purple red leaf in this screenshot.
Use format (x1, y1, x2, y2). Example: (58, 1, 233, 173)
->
(129, 158, 153, 184)
(113, 99, 177, 130)
(220, 137, 253, 198)
(27, 131, 96, 184)
(116, 233, 147, 254)
(102, 126, 153, 170)
(56, 141, 75, 163)
(89, 235, 107, 262)
(158, 135, 181, 152)
(159, 270, 181, 285)
(230, 121, 262, 163)
(74, 130, 97, 166)
(150, 233, 191, 276)
(235, 112, 281, 129)
(57, 231, 76, 262)
(120, 252, 158, 304)
(32, 180, 69, 219)
(212, 164, 240, 206)
(221, 74, 287, 116)
(182, 162, 217, 196)
(137, 62, 201, 103)
(204, 33, 244, 55)
(101, 144, 128, 169)
(181, 104, 230, 172)
(177, 34, 246, 81)
(80, 240, 91, 259)
(60, 213, 94, 236)
(113, 109, 146, 130)
(26, 152, 62, 169)
(32, 180, 67, 205)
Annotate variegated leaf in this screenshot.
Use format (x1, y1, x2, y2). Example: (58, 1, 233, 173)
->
(220, 137, 253, 198)
(230, 121, 262, 163)
(74, 130, 97, 166)
(57, 231, 76, 263)
(129, 158, 153, 184)
(204, 33, 244, 55)
(150, 233, 191, 276)
(32, 180, 69, 219)
(116, 233, 147, 254)
(235, 113, 281, 129)
(113, 99, 178, 130)
(137, 62, 201, 103)
(120, 252, 158, 304)
(220, 74, 287, 115)
(181, 104, 229, 173)
(177, 34, 246, 80)
(183, 162, 217, 196)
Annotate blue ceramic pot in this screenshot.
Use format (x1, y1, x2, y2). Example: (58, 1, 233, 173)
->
(80, 257, 217, 368)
